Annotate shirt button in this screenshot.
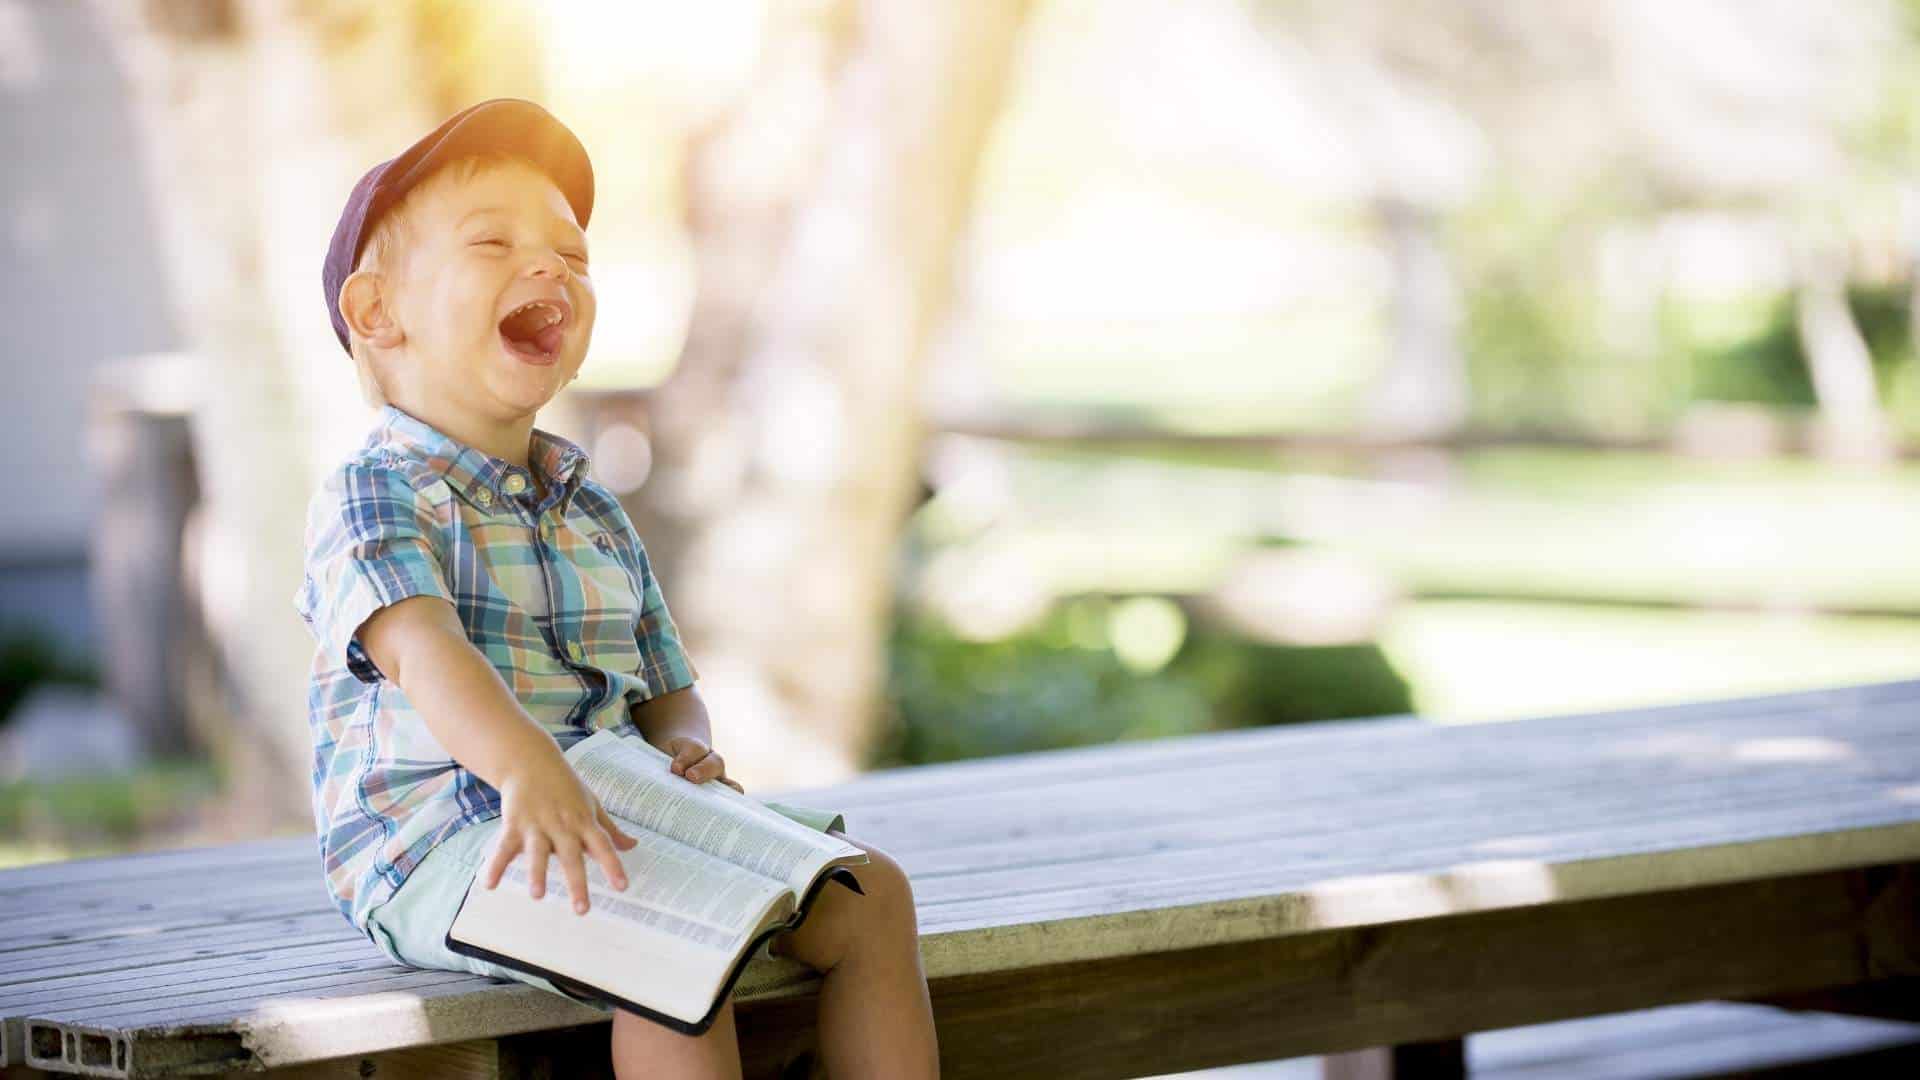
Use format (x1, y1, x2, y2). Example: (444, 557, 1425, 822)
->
(503, 473, 528, 496)
(566, 640, 585, 662)
(474, 488, 494, 507)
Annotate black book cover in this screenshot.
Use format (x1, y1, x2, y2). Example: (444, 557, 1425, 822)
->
(446, 865, 865, 1036)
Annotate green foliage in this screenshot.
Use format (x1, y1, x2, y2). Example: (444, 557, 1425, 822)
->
(1452, 183, 1679, 440)
(0, 757, 220, 845)
(1172, 632, 1413, 731)
(870, 604, 1414, 768)
(0, 625, 99, 732)
(1457, 176, 1920, 431)
(1680, 283, 1913, 406)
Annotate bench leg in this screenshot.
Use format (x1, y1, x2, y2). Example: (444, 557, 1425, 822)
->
(1321, 1038, 1467, 1080)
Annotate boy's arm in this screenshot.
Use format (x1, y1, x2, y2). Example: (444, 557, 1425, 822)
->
(357, 595, 638, 911)
(630, 686, 741, 792)
(358, 595, 559, 791)
(629, 685, 711, 749)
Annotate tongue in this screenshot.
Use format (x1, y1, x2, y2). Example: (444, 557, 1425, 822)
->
(533, 324, 564, 355)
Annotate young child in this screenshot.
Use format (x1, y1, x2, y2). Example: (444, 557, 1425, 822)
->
(295, 98, 939, 1078)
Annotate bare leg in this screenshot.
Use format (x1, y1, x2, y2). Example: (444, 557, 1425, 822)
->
(768, 832, 939, 1078)
(611, 997, 743, 1080)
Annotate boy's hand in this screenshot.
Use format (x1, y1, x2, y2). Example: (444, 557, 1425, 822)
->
(483, 745, 639, 915)
(660, 735, 746, 795)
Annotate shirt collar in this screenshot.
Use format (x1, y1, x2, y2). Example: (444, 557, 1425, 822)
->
(367, 404, 591, 514)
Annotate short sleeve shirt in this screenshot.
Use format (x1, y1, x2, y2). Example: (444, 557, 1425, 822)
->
(293, 404, 698, 937)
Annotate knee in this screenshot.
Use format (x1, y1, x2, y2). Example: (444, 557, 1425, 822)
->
(848, 843, 918, 936)
(770, 837, 920, 972)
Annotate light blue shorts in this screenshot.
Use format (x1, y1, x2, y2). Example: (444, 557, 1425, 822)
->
(364, 800, 847, 1012)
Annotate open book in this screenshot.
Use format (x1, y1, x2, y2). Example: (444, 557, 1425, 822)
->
(445, 727, 869, 1035)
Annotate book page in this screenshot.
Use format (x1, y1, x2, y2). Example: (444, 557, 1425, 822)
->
(449, 827, 793, 1025)
(565, 729, 867, 896)
(505, 824, 791, 941)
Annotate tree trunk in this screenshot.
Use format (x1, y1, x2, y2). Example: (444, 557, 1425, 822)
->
(1363, 196, 1470, 443)
(1794, 236, 1896, 464)
(97, 0, 542, 829)
(624, 0, 1032, 789)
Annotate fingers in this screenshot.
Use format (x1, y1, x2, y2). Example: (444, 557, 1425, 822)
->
(663, 737, 730, 785)
(584, 816, 632, 895)
(718, 776, 745, 795)
(666, 737, 707, 776)
(683, 749, 725, 784)
(554, 836, 591, 915)
(482, 830, 520, 889)
(523, 822, 631, 915)
(598, 804, 639, 850)
(527, 832, 552, 901)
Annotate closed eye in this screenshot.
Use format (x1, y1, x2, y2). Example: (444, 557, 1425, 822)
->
(470, 237, 508, 248)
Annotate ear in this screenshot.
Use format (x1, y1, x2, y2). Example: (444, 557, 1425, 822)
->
(339, 270, 404, 349)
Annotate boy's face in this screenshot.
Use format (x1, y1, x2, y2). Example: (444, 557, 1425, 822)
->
(379, 159, 595, 422)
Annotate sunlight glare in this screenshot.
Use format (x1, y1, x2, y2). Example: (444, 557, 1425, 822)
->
(1729, 736, 1855, 763)
(1109, 596, 1187, 674)
(541, 0, 765, 106)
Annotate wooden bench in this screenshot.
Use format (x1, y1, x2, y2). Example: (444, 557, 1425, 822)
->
(4, 678, 1918, 1079)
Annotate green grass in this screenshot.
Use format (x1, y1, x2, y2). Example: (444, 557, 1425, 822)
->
(0, 757, 223, 852)
(1381, 599, 1920, 724)
(0, 841, 126, 871)
(905, 439, 1920, 736)
(925, 442, 1920, 611)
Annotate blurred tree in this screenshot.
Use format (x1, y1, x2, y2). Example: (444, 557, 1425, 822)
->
(1253, 0, 1900, 450)
(622, 0, 1033, 785)
(1795, 233, 1897, 460)
(100, 0, 544, 828)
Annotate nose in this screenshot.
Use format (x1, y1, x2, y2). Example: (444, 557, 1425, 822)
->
(525, 248, 569, 281)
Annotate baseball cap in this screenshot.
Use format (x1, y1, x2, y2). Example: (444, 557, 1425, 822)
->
(322, 98, 595, 354)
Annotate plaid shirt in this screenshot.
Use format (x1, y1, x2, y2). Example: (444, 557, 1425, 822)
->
(293, 404, 698, 938)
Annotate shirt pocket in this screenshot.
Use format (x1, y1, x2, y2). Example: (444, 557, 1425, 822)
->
(572, 529, 650, 686)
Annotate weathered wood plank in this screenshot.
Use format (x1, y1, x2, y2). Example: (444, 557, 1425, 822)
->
(1469, 1001, 1920, 1080)
(2, 682, 1909, 926)
(792, 679, 1920, 810)
(725, 863, 1915, 1080)
(13, 807, 1912, 1036)
(206, 1037, 511, 1080)
(892, 760, 1918, 884)
(163, 980, 614, 1073)
(842, 702, 1920, 848)
(6, 953, 401, 1015)
(912, 782, 1920, 920)
(4, 679, 1917, 1075)
(913, 820, 1920, 978)
(0, 932, 374, 997)
(21, 678, 1899, 929)
(0, 838, 308, 898)
(0, 918, 354, 983)
(34, 967, 490, 1028)
(0, 881, 333, 945)
(903, 762, 1920, 909)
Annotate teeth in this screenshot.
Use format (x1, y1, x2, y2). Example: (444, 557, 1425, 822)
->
(509, 301, 563, 328)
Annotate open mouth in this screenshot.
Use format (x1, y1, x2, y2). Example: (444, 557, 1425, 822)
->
(498, 298, 570, 365)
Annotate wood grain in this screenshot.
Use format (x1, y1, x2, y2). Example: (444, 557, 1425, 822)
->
(1, 678, 1915, 1075)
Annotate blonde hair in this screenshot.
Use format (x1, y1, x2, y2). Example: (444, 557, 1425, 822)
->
(342, 150, 543, 408)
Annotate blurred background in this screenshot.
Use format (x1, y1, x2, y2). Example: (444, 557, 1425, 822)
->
(6, 0, 1920, 868)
